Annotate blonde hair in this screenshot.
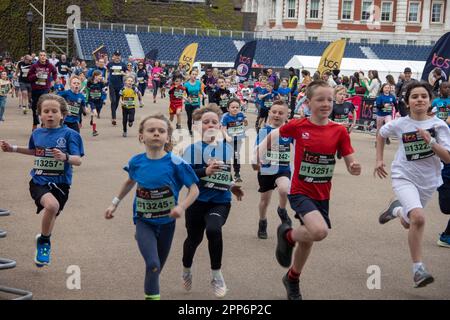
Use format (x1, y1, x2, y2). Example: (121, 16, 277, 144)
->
(192, 104, 222, 121)
(139, 114, 174, 152)
(69, 75, 81, 84)
(334, 85, 347, 97)
(37, 94, 68, 121)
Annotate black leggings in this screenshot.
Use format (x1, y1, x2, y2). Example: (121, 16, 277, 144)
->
(183, 201, 231, 270)
(138, 83, 146, 97)
(232, 138, 242, 175)
(122, 107, 135, 132)
(185, 104, 199, 133)
(152, 80, 160, 98)
(136, 219, 175, 296)
(109, 86, 121, 120)
(31, 90, 49, 125)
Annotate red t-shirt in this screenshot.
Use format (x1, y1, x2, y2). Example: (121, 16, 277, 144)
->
(169, 85, 185, 109)
(279, 118, 354, 200)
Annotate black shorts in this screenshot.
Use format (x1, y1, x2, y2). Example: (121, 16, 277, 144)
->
(288, 193, 331, 229)
(438, 178, 450, 215)
(257, 171, 291, 193)
(64, 121, 80, 132)
(258, 108, 269, 120)
(29, 180, 70, 216)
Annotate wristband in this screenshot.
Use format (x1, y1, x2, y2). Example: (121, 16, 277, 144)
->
(112, 197, 121, 206)
(64, 153, 70, 162)
(12, 145, 18, 152)
(428, 137, 437, 147)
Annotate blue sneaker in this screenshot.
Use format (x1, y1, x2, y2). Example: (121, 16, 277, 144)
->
(437, 233, 450, 248)
(35, 234, 51, 267)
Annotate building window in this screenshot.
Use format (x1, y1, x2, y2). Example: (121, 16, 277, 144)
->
(341, 37, 351, 42)
(360, 38, 369, 44)
(408, 2, 420, 22)
(308, 0, 321, 19)
(341, 0, 353, 20)
(380, 39, 389, 44)
(286, 36, 294, 40)
(381, 2, 392, 22)
(286, 0, 297, 18)
(430, 40, 436, 45)
(271, 0, 276, 18)
(431, 1, 443, 23)
(308, 36, 318, 41)
(361, 1, 373, 21)
(407, 40, 417, 45)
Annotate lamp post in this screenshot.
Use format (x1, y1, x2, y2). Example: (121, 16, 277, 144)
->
(27, 11, 33, 54)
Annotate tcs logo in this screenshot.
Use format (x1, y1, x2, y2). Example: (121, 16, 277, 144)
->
(432, 53, 450, 70)
(322, 58, 339, 71)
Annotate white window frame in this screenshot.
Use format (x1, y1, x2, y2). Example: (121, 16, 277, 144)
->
(380, 1, 393, 22)
(360, 38, 369, 44)
(407, 39, 417, 45)
(307, 0, 322, 20)
(285, 0, 297, 19)
(308, 36, 318, 41)
(271, 0, 276, 19)
(361, 0, 373, 21)
(380, 39, 389, 44)
(341, 0, 354, 21)
(431, 1, 444, 24)
(407, 1, 421, 23)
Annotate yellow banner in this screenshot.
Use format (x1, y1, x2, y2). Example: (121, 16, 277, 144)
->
(179, 43, 198, 73)
(317, 39, 346, 75)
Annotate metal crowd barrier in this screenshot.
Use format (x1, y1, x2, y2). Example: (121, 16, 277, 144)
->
(0, 209, 33, 300)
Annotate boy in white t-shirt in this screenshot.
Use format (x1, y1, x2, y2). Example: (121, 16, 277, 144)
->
(375, 82, 450, 288)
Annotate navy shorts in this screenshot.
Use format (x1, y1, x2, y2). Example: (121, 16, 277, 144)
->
(288, 193, 331, 229)
(29, 180, 70, 216)
(438, 178, 450, 215)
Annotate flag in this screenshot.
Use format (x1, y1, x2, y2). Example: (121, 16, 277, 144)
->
(145, 49, 159, 61)
(92, 45, 108, 61)
(178, 43, 198, 73)
(421, 32, 450, 84)
(317, 39, 346, 75)
(234, 41, 257, 81)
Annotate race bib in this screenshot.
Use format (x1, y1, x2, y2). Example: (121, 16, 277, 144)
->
(190, 96, 199, 104)
(123, 97, 135, 107)
(21, 67, 29, 77)
(280, 95, 289, 102)
(174, 89, 184, 99)
(382, 104, 392, 113)
(36, 72, 48, 86)
(334, 115, 348, 124)
(136, 186, 175, 219)
(200, 164, 232, 191)
(111, 66, 122, 76)
(266, 144, 291, 166)
(227, 122, 244, 136)
(33, 147, 65, 176)
(219, 99, 229, 107)
(299, 151, 335, 183)
(0, 85, 8, 95)
(437, 107, 448, 121)
(90, 90, 102, 99)
(264, 100, 273, 109)
(67, 102, 81, 117)
(137, 77, 144, 83)
(402, 129, 435, 161)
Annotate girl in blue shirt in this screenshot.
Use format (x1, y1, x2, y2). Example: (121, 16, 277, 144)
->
(184, 69, 202, 136)
(1, 94, 84, 267)
(375, 83, 397, 145)
(181, 105, 243, 298)
(104, 114, 199, 300)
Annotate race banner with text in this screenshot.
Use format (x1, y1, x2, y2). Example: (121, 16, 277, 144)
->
(179, 43, 198, 73)
(421, 32, 450, 84)
(317, 39, 346, 75)
(234, 41, 257, 81)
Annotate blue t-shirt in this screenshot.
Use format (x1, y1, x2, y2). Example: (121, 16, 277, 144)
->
(254, 87, 266, 108)
(124, 152, 198, 225)
(184, 80, 202, 107)
(107, 62, 127, 88)
(255, 125, 292, 175)
(277, 87, 291, 104)
(432, 97, 450, 122)
(58, 90, 86, 123)
(28, 126, 84, 185)
(261, 91, 279, 111)
(221, 112, 246, 139)
(53, 84, 65, 93)
(375, 94, 397, 116)
(182, 141, 233, 204)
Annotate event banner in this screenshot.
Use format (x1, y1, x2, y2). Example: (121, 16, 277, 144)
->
(145, 49, 159, 62)
(92, 45, 108, 61)
(421, 32, 450, 84)
(179, 43, 198, 73)
(317, 39, 346, 75)
(234, 41, 257, 81)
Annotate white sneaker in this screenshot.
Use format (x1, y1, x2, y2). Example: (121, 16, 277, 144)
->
(211, 277, 227, 298)
(182, 271, 192, 291)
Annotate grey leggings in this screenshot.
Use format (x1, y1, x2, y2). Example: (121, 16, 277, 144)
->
(135, 219, 175, 296)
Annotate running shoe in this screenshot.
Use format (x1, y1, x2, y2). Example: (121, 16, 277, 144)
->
(379, 199, 401, 224)
(276, 223, 294, 268)
(34, 234, 51, 267)
(234, 173, 243, 183)
(182, 271, 192, 291)
(144, 294, 160, 300)
(92, 130, 99, 137)
(128, 122, 133, 128)
(23, 106, 28, 114)
(112, 119, 117, 126)
(258, 219, 268, 239)
(413, 265, 434, 288)
(176, 124, 181, 130)
(277, 207, 292, 226)
(282, 273, 302, 300)
(437, 233, 450, 248)
(123, 132, 127, 137)
(386, 138, 391, 145)
(211, 277, 227, 298)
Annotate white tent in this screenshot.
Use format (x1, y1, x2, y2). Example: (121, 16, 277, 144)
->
(285, 55, 426, 80)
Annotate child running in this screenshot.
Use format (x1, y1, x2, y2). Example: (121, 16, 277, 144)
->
(259, 80, 361, 300)
(375, 82, 450, 288)
(257, 81, 278, 131)
(104, 114, 199, 300)
(58, 75, 87, 133)
(0, 71, 12, 122)
(277, 79, 291, 107)
(119, 76, 143, 137)
(254, 100, 293, 239)
(168, 74, 186, 129)
(221, 98, 248, 183)
(1, 94, 84, 267)
(431, 81, 450, 124)
(375, 83, 397, 146)
(86, 70, 107, 136)
(181, 104, 244, 298)
(213, 76, 232, 115)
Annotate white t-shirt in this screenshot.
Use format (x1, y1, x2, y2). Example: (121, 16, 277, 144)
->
(380, 116, 450, 190)
(49, 58, 59, 66)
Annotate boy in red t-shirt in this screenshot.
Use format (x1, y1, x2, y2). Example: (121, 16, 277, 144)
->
(258, 80, 361, 300)
(168, 75, 186, 129)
